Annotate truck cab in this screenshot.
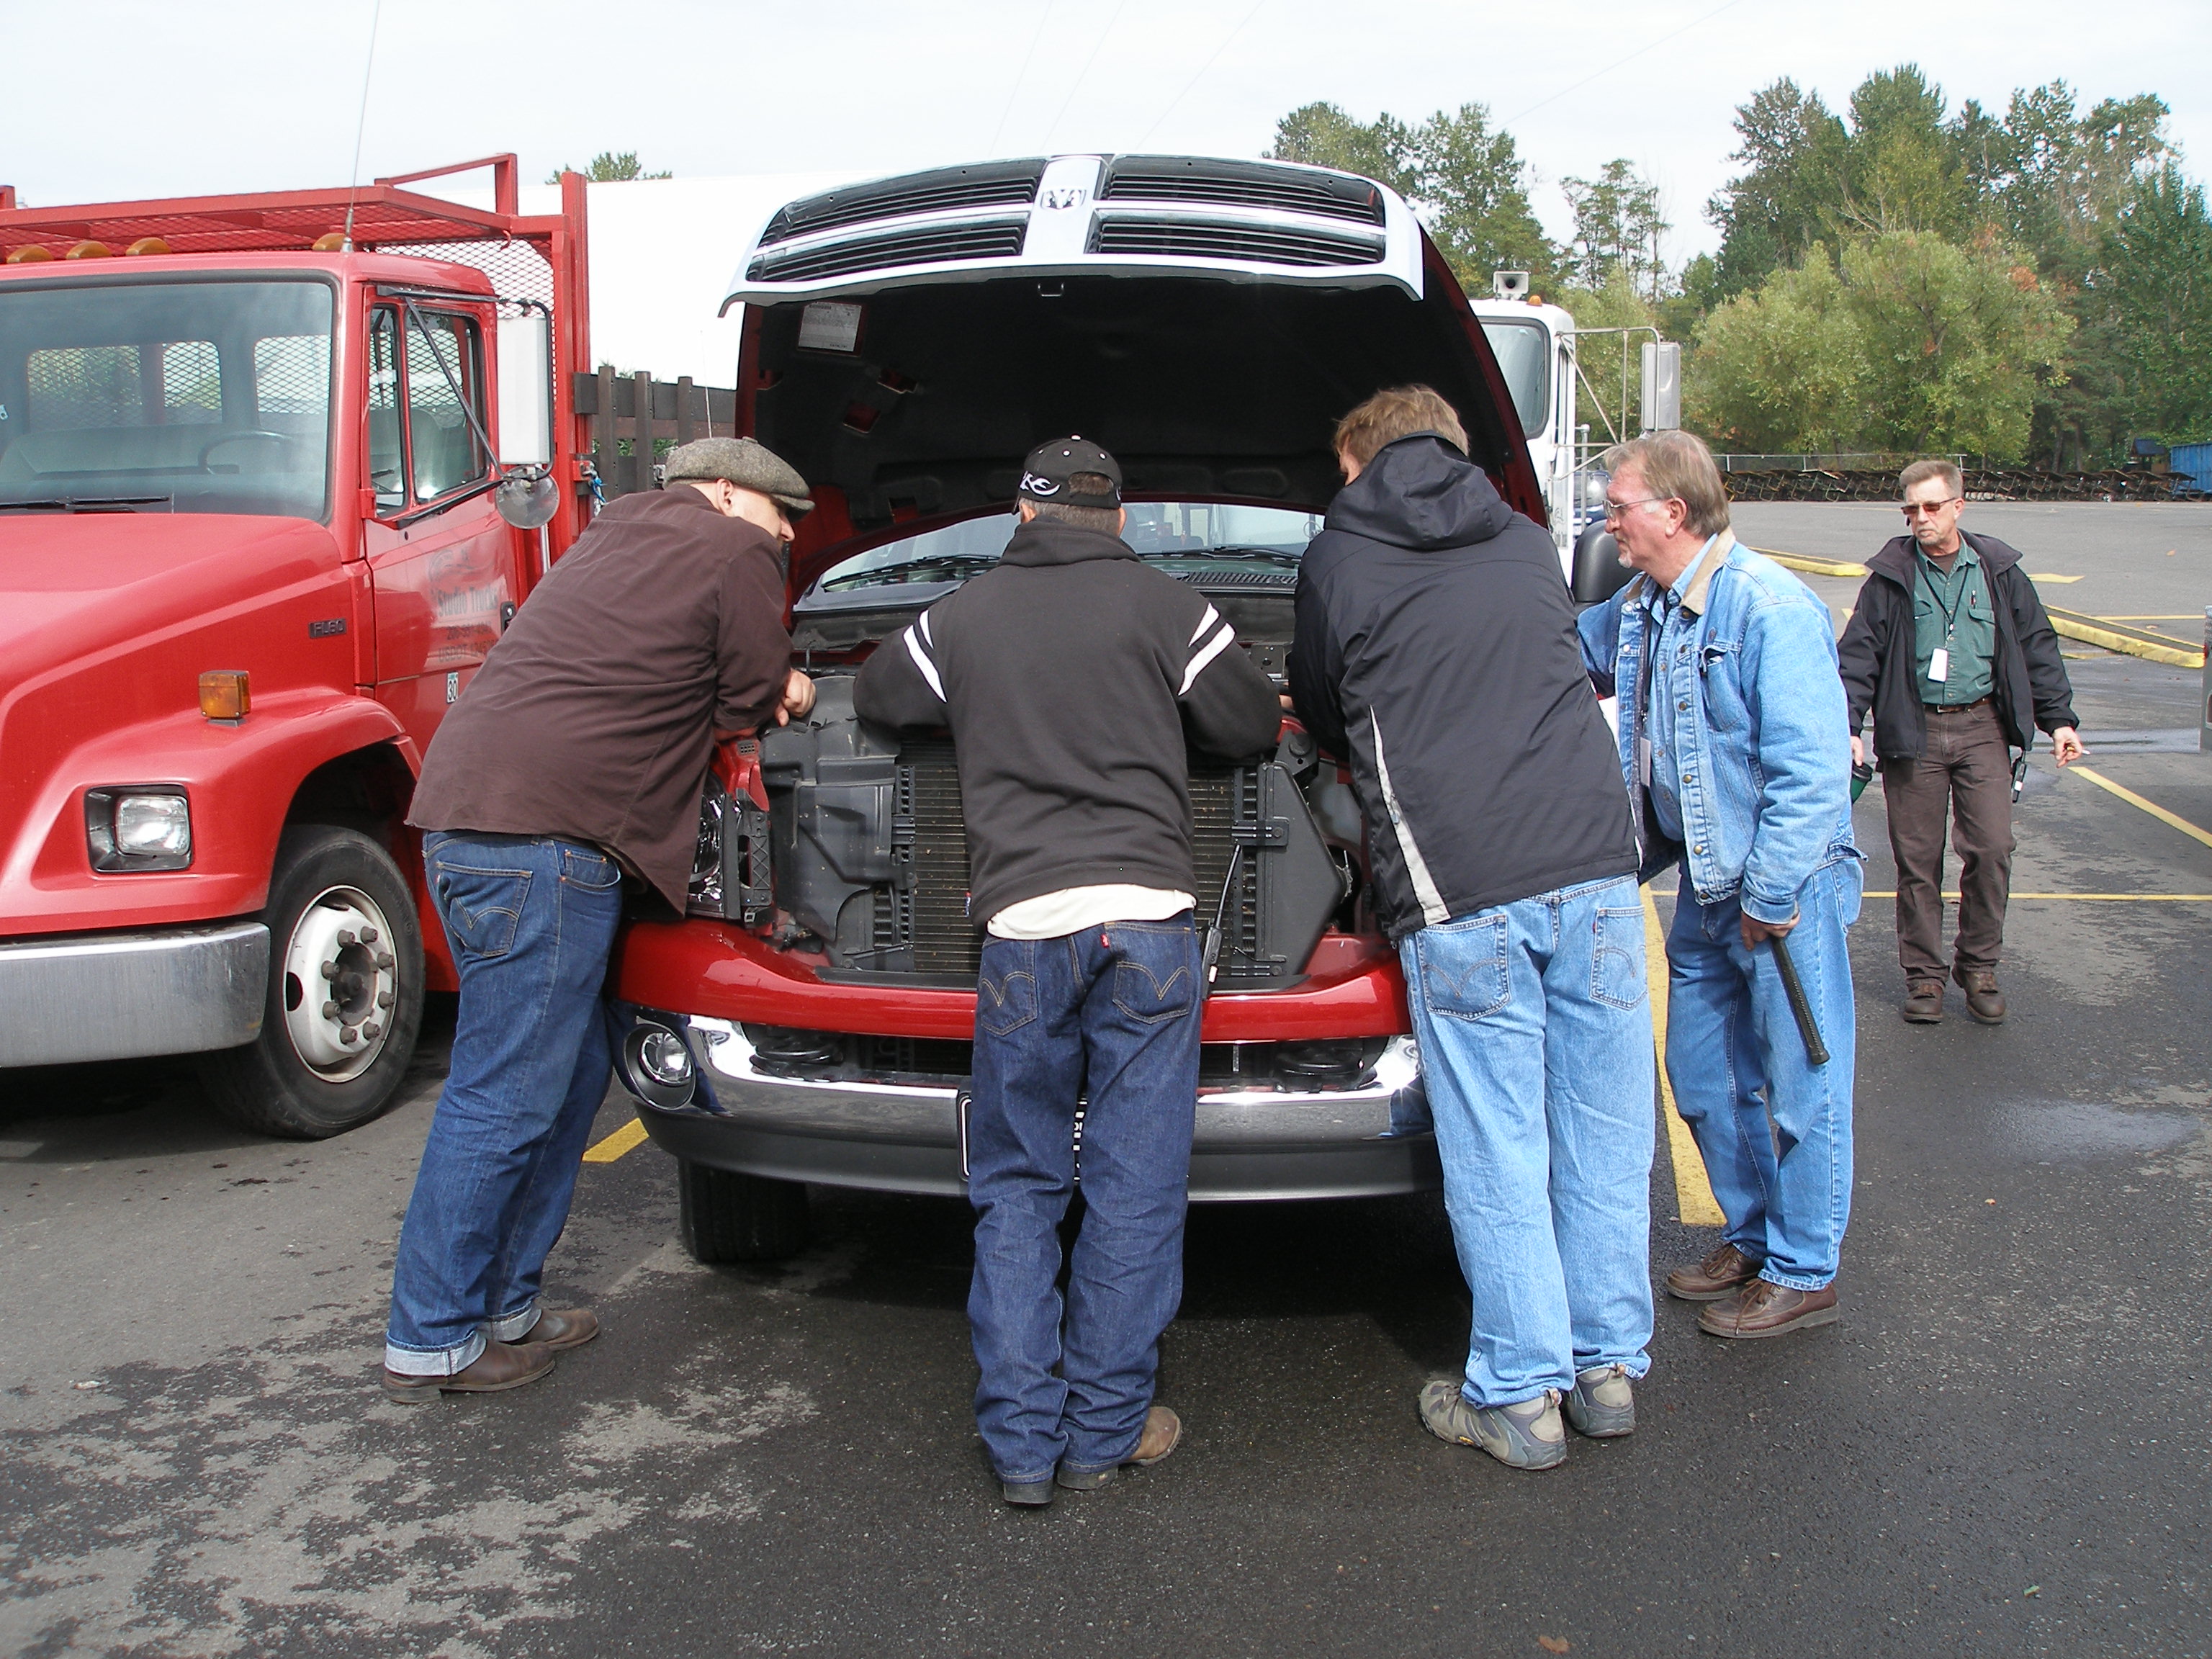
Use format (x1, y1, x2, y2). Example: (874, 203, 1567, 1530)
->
(1470, 288, 1580, 557)
(0, 158, 590, 1136)
(603, 154, 1549, 1261)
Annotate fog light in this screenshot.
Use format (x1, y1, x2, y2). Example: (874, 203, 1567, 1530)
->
(85, 788, 193, 871)
(1275, 1038, 1383, 1087)
(637, 1027, 693, 1087)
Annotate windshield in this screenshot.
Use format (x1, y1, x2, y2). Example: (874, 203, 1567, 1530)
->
(0, 279, 334, 519)
(812, 502, 1326, 593)
(1480, 318, 1550, 439)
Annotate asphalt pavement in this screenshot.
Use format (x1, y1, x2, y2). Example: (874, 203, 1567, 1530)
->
(3, 503, 2208, 1658)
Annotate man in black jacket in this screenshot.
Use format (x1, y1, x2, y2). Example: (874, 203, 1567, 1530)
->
(1290, 387, 1650, 1473)
(1838, 459, 2082, 1025)
(854, 437, 1280, 1506)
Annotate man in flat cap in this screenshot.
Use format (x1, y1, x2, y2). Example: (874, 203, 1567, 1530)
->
(383, 437, 816, 1403)
(855, 437, 1281, 1503)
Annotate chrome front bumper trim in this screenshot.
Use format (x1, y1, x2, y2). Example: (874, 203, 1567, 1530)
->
(626, 1015, 1438, 1201)
(0, 922, 269, 1067)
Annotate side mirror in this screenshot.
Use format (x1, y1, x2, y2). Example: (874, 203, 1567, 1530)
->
(496, 312, 552, 468)
(495, 472, 560, 530)
(1570, 522, 1632, 606)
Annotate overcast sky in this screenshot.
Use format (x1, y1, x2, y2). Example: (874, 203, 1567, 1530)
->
(5, 0, 2207, 265)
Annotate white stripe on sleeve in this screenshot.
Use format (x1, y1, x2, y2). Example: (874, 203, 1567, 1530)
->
(1188, 603, 1220, 647)
(1179, 622, 1236, 696)
(902, 624, 945, 700)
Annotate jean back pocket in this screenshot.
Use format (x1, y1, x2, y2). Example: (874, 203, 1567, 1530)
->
(977, 945, 1039, 1038)
(433, 861, 532, 961)
(1591, 906, 1647, 1010)
(1413, 914, 1510, 1021)
(1112, 956, 1195, 1025)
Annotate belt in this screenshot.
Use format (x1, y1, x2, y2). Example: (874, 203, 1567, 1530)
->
(1923, 696, 1992, 714)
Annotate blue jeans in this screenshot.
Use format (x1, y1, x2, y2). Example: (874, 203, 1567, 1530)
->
(385, 832, 624, 1375)
(1665, 857, 1860, 1290)
(1398, 875, 1656, 1408)
(966, 917, 1202, 1485)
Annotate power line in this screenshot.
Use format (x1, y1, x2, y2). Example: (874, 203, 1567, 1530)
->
(1136, 0, 1269, 149)
(1501, 0, 1743, 130)
(989, 0, 1056, 157)
(1042, 0, 1136, 150)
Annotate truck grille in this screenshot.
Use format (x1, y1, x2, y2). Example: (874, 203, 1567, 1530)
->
(757, 161, 1047, 245)
(887, 743, 1264, 984)
(747, 218, 1028, 285)
(1097, 156, 1387, 225)
(1086, 213, 1384, 268)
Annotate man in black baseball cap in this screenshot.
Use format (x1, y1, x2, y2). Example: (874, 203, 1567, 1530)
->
(856, 435, 1280, 1506)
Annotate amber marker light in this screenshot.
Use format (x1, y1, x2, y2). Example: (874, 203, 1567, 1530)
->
(199, 670, 251, 721)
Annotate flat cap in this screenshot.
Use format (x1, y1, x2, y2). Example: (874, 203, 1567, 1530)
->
(663, 436, 814, 518)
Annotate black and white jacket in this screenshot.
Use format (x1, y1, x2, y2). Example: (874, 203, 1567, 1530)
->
(853, 516, 1282, 925)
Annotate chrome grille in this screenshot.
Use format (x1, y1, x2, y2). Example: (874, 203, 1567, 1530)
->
(747, 219, 1028, 285)
(1099, 157, 1387, 225)
(1086, 214, 1383, 268)
(758, 161, 1046, 246)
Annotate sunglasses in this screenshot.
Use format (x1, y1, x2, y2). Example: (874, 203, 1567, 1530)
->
(1900, 498, 1962, 518)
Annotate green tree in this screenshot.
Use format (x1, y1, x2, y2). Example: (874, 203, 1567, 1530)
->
(1562, 159, 1667, 298)
(545, 151, 671, 185)
(2098, 165, 2212, 443)
(1833, 66, 1972, 237)
(1269, 100, 1559, 289)
(1687, 247, 1867, 453)
(1705, 78, 1851, 300)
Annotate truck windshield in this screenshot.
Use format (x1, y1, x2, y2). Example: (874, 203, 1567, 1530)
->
(811, 502, 1326, 594)
(1480, 318, 1549, 439)
(0, 279, 334, 520)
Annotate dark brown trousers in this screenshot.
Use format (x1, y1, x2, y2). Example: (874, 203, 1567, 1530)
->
(1879, 699, 2017, 982)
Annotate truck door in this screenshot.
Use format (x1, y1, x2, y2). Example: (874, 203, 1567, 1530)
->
(361, 302, 526, 758)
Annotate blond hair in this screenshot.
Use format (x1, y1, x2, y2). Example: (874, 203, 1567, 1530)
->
(1334, 385, 1469, 469)
(1601, 431, 1731, 537)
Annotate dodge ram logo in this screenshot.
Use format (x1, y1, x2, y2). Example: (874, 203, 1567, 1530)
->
(1040, 187, 1088, 210)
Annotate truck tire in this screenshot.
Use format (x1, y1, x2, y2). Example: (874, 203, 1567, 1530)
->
(200, 825, 426, 1140)
(676, 1159, 810, 1263)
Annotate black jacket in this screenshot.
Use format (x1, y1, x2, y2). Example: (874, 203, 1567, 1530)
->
(852, 516, 1282, 925)
(1288, 435, 1639, 942)
(1837, 531, 2078, 760)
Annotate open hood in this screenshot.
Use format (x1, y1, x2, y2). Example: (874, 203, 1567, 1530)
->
(724, 157, 1543, 595)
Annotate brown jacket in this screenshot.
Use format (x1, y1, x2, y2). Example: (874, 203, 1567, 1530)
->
(408, 486, 792, 909)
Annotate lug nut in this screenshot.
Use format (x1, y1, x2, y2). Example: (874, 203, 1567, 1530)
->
(336, 930, 356, 946)
(322, 1001, 339, 1020)
(359, 926, 379, 943)
(320, 961, 340, 981)
(361, 1022, 382, 1040)
(374, 951, 395, 969)
(340, 1025, 358, 1043)
(377, 989, 395, 1009)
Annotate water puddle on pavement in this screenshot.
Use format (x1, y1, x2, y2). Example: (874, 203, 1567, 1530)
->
(1994, 1098, 2206, 1159)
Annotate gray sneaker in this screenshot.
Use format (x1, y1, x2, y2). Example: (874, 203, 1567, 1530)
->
(1418, 1380, 1567, 1470)
(1563, 1364, 1636, 1438)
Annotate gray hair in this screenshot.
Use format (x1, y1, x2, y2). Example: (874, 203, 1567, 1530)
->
(1601, 431, 1730, 537)
(1899, 457, 1963, 498)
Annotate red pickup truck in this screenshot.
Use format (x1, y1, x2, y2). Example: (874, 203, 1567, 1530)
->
(605, 154, 1547, 1262)
(0, 157, 592, 1136)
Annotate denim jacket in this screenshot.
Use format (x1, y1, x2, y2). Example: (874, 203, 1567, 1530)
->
(1577, 534, 1857, 923)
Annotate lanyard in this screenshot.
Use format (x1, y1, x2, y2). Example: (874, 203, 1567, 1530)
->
(1920, 552, 1974, 646)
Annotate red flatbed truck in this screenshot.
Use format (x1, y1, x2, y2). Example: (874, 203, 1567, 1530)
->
(0, 156, 593, 1136)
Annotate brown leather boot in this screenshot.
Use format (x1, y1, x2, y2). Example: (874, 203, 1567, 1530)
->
(1664, 1242, 1762, 1302)
(1697, 1278, 1838, 1339)
(1056, 1406, 1182, 1490)
(382, 1339, 554, 1403)
(513, 1307, 599, 1351)
(1953, 964, 2005, 1025)
(1902, 980, 1945, 1023)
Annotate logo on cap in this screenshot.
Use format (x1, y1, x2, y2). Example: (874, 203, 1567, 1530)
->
(1020, 472, 1061, 496)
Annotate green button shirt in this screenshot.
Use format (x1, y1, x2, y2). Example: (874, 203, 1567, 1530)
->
(1913, 542, 1997, 706)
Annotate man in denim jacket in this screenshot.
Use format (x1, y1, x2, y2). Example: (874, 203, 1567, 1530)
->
(1578, 432, 1861, 1339)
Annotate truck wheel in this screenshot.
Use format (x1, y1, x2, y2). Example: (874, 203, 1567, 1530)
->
(676, 1159, 810, 1263)
(200, 825, 425, 1140)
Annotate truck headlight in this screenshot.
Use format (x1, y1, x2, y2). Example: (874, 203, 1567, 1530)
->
(616, 1018, 698, 1109)
(85, 788, 193, 871)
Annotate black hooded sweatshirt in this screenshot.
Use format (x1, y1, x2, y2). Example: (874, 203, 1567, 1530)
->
(852, 515, 1282, 926)
(1289, 434, 1639, 942)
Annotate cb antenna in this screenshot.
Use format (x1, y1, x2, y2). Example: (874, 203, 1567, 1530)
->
(340, 0, 385, 251)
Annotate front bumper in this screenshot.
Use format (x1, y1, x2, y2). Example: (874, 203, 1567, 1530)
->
(0, 921, 269, 1067)
(617, 1011, 1439, 1202)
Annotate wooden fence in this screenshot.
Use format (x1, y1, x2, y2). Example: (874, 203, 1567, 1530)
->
(574, 367, 739, 500)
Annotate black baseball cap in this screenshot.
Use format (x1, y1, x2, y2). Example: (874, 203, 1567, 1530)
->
(1018, 435, 1122, 509)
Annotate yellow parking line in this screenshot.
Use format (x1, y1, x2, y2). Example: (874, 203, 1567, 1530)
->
(1640, 890, 1725, 1228)
(2026, 572, 2082, 583)
(1859, 891, 2212, 900)
(1748, 546, 1868, 579)
(582, 1118, 649, 1164)
(2072, 766, 2212, 851)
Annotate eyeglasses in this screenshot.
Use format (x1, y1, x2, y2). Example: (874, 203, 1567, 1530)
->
(1899, 498, 1962, 518)
(1603, 495, 1672, 521)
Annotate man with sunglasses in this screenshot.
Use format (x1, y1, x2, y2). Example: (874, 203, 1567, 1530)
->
(1838, 460, 2082, 1026)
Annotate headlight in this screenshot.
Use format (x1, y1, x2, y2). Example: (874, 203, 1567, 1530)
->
(637, 1027, 694, 1087)
(616, 1019, 698, 1110)
(85, 788, 193, 872)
